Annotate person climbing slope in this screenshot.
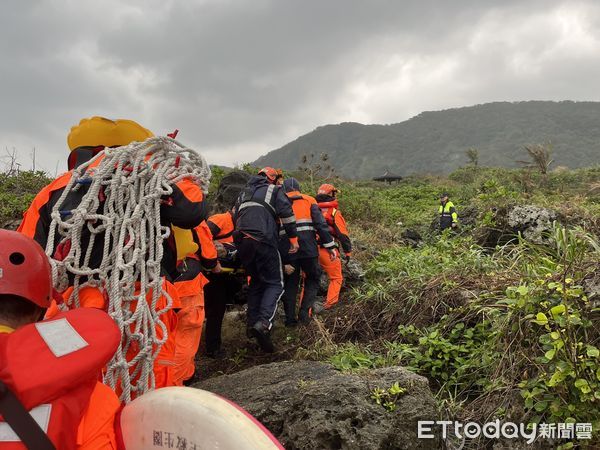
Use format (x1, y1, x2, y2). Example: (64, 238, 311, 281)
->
(233, 167, 298, 352)
(17, 117, 210, 401)
(204, 208, 244, 358)
(315, 184, 352, 309)
(280, 178, 337, 325)
(171, 220, 221, 385)
(18, 117, 207, 281)
(0, 229, 121, 449)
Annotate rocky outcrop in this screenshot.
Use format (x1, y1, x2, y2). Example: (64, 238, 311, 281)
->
(0, 219, 21, 231)
(212, 170, 251, 211)
(196, 360, 440, 450)
(507, 205, 558, 244)
(318, 258, 365, 296)
(475, 205, 559, 247)
(401, 229, 422, 247)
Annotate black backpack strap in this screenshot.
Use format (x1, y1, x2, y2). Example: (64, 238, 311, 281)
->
(0, 380, 56, 450)
(215, 230, 234, 240)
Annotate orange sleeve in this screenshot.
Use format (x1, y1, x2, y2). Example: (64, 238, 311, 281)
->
(334, 210, 349, 236)
(162, 178, 207, 229)
(76, 383, 120, 449)
(78, 286, 107, 309)
(333, 210, 352, 254)
(193, 221, 218, 269)
(175, 178, 204, 203)
(18, 172, 72, 240)
(198, 221, 218, 261)
(45, 286, 106, 319)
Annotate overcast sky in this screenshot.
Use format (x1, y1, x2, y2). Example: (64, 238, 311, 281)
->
(1, 0, 599, 173)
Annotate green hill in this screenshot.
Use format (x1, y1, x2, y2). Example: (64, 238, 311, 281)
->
(254, 101, 600, 178)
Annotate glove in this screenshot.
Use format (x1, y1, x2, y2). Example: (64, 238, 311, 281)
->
(284, 264, 296, 276)
(451, 222, 458, 229)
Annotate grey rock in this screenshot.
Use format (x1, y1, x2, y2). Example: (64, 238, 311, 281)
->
(196, 360, 440, 450)
(319, 258, 365, 295)
(401, 229, 422, 247)
(584, 276, 600, 300)
(1, 220, 21, 231)
(213, 170, 251, 211)
(344, 258, 365, 282)
(507, 205, 558, 244)
(476, 205, 559, 247)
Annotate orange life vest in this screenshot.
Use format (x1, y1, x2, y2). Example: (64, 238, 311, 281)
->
(318, 200, 338, 237)
(0, 309, 120, 450)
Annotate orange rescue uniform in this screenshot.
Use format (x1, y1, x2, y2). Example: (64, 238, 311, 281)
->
(317, 200, 352, 308)
(171, 221, 218, 385)
(19, 153, 208, 392)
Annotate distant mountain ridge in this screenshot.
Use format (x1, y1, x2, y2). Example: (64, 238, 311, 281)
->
(254, 101, 600, 179)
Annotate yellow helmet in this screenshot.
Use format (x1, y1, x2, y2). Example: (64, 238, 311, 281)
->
(67, 116, 154, 151)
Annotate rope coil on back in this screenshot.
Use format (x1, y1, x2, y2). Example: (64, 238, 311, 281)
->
(45, 136, 211, 403)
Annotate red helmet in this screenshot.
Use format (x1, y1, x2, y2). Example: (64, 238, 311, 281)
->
(318, 184, 338, 196)
(0, 230, 52, 308)
(258, 167, 281, 183)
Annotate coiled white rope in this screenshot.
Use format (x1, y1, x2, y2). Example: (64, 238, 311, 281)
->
(45, 136, 210, 403)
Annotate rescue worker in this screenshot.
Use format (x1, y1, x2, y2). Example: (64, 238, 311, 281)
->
(438, 192, 458, 230)
(18, 117, 207, 280)
(171, 221, 221, 385)
(18, 117, 207, 390)
(280, 178, 337, 325)
(0, 229, 121, 449)
(204, 209, 243, 358)
(315, 184, 353, 309)
(233, 167, 298, 352)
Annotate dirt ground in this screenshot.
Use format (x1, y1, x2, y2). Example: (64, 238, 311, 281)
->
(189, 306, 308, 383)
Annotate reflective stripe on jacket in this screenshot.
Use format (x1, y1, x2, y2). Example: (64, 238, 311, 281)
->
(234, 176, 297, 247)
(280, 191, 335, 260)
(438, 201, 458, 229)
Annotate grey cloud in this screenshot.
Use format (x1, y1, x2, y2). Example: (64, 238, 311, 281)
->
(1, 0, 597, 172)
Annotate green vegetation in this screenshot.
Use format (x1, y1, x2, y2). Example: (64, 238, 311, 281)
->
(0, 171, 50, 224)
(370, 382, 406, 412)
(298, 164, 600, 443)
(254, 101, 600, 178)
(1, 159, 599, 444)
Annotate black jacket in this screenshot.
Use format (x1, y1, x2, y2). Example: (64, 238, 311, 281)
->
(234, 176, 298, 247)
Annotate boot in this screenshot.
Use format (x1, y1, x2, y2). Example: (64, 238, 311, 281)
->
(250, 321, 274, 353)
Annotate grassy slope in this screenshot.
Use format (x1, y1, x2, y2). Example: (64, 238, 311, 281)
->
(3, 166, 600, 445)
(297, 165, 600, 445)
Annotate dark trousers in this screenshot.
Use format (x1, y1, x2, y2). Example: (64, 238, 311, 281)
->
(282, 256, 321, 323)
(236, 238, 283, 329)
(204, 274, 242, 354)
